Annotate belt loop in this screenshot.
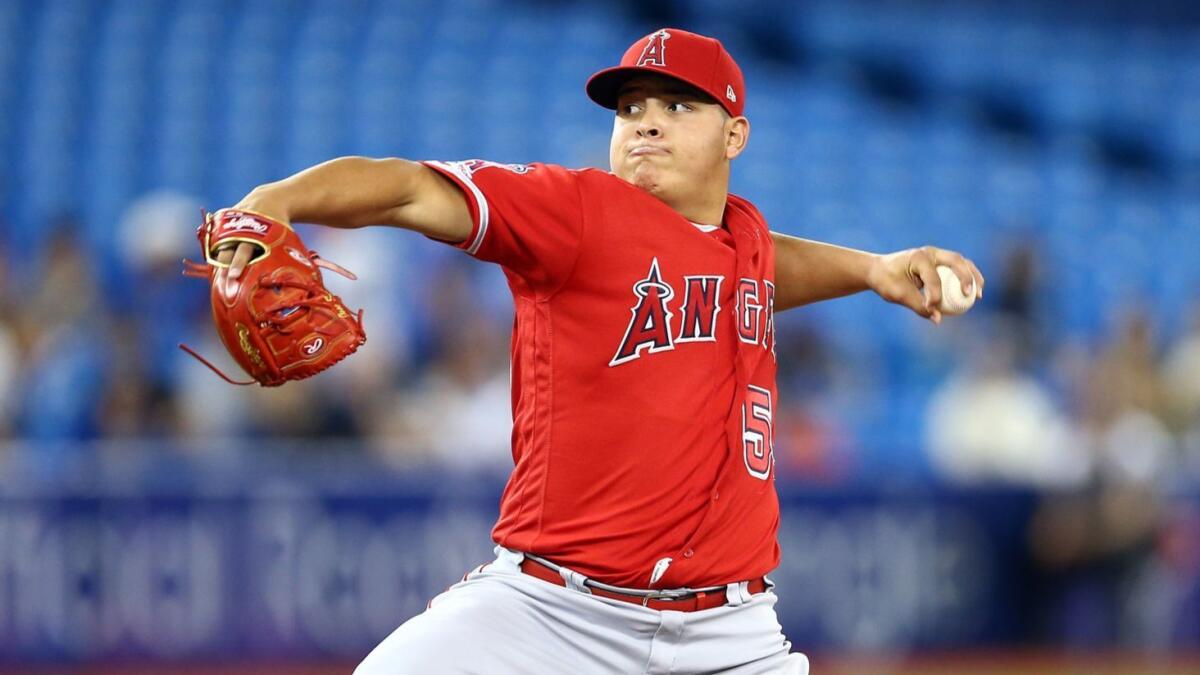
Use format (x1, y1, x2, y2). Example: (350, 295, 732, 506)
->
(559, 566, 593, 595)
(724, 582, 745, 607)
(494, 546, 526, 573)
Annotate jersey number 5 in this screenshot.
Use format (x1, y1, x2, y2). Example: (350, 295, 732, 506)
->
(742, 385, 774, 480)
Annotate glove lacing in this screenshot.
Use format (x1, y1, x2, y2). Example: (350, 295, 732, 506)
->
(179, 251, 362, 386)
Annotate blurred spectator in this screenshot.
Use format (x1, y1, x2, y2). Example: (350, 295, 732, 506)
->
(115, 190, 207, 384)
(924, 317, 1088, 487)
(116, 190, 200, 276)
(369, 259, 512, 468)
(991, 238, 1043, 364)
(1027, 308, 1178, 649)
(74, 191, 214, 441)
(1082, 308, 1173, 485)
(303, 225, 420, 435)
(15, 224, 111, 441)
(993, 239, 1040, 322)
(0, 318, 16, 438)
(173, 319, 255, 440)
(1084, 309, 1165, 424)
(1162, 306, 1200, 435)
(244, 377, 355, 439)
(773, 321, 857, 481)
(99, 317, 182, 438)
(1027, 484, 1164, 648)
(370, 317, 512, 468)
(0, 246, 16, 436)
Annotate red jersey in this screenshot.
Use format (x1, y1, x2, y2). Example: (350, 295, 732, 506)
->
(424, 160, 779, 589)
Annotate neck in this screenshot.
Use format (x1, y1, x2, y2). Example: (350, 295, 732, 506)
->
(671, 196, 726, 225)
(667, 172, 729, 226)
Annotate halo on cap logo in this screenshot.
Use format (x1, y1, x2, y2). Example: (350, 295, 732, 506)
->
(726, 84, 737, 103)
(637, 29, 670, 67)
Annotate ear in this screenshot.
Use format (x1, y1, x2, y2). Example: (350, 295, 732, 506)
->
(725, 116, 750, 160)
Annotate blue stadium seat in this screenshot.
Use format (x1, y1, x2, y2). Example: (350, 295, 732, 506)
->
(3, 0, 1199, 472)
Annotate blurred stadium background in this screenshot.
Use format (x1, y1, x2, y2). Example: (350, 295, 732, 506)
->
(2, 0, 1200, 672)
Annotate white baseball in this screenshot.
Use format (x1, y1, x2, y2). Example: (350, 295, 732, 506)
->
(934, 265, 976, 315)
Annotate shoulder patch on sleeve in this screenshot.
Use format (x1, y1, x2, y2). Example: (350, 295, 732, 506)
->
(450, 159, 534, 177)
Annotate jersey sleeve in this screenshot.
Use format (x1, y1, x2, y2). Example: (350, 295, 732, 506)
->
(421, 159, 585, 293)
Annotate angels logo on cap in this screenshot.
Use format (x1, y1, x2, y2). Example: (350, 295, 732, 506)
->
(586, 27, 746, 118)
(637, 30, 670, 67)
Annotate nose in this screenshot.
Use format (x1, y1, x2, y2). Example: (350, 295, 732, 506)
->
(637, 124, 661, 138)
(636, 106, 663, 138)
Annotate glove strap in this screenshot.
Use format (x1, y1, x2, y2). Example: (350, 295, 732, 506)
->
(311, 255, 357, 280)
(177, 343, 257, 386)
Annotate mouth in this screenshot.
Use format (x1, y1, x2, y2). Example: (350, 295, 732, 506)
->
(628, 145, 670, 157)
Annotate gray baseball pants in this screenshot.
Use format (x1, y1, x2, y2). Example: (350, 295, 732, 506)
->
(355, 546, 810, 675)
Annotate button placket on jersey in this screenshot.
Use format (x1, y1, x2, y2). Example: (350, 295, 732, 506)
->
(671, 219, 758, 577)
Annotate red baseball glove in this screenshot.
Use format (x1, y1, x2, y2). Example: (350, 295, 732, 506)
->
(180, 208, 366, 386)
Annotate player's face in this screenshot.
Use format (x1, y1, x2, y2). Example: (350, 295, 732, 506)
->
(610, 76, 745, 213)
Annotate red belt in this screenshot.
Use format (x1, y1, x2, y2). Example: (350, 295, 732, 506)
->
(518, 558, 766, 612)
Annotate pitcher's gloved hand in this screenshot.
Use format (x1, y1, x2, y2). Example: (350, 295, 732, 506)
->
(180, 208, 366, 386)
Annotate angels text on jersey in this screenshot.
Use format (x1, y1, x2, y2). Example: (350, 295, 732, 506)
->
(610, 257, 775, 367)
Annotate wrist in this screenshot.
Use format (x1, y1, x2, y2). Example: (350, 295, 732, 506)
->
(232, 186, 292, 225)
(862, 251, 888, 293)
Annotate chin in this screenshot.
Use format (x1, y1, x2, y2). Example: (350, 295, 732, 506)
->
(632, 174, 660, 194)
(624, 164, 663, 195)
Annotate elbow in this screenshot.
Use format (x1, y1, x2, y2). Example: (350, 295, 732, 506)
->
(335, 156, 425, 207)
(376, 157, 425, 206)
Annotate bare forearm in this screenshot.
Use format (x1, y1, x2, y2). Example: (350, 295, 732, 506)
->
(771, 232, 878, 311)
(232, 155, 472, 242)
(234, 156, 424, 228)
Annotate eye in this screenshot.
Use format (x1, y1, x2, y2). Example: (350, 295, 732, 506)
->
(668, 102, 693, 112)
(621, 102, 643, 115)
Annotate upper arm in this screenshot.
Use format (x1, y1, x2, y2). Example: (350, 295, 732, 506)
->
(382, 161, 474, 244)
(771, 231, 807, 312)
(409, 161, 585, 292)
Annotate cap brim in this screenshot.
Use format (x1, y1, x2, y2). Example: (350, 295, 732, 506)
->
(585, 66, 650, 110)
(586, 65, 730, 115)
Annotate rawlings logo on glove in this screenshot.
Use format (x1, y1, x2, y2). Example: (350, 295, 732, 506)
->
(180, 209, 367, 386)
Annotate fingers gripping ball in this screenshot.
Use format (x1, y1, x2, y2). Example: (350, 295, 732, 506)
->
(180, 209, 367, 386)
(933, 264, 976, 315)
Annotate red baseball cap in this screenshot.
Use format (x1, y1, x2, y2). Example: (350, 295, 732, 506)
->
(587, 28, 745, 117)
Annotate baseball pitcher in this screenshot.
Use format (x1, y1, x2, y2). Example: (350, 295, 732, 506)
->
(200, 28, 983, 675)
